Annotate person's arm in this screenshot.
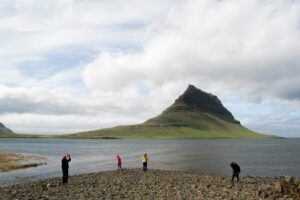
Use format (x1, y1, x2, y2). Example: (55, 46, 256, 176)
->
(68, 155, 71, 162)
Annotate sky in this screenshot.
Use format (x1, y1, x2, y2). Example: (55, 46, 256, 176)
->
(0, 0, 299, 137)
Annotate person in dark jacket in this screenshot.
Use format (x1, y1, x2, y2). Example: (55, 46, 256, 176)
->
(230, 161, 240, 182)
(61, 154, 71, 184)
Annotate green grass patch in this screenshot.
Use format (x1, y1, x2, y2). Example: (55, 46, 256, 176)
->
(65, 112, 274, 139)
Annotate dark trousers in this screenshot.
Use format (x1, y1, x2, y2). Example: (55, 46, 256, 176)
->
(62, 169, 69, 184)
(231, 172, 239, 182)
(118, 165, 123, 171)
(143, 162, 147, 172)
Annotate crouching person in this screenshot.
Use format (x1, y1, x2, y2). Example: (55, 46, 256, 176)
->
(230, 161, 240, 182)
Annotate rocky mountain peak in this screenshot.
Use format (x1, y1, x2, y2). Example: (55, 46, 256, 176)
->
(167, 85, 240, 124)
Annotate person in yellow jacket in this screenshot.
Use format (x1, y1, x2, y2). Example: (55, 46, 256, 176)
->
(141, 153, 148, 172)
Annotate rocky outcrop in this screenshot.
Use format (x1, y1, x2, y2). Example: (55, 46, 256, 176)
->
(167, 84, 240, 124)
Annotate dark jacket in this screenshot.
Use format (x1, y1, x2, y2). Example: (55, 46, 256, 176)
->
(230, 162, 240, 173)
(61, 157, 71, 170)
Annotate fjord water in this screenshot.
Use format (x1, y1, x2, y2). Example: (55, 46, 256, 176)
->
(0, 138, 299, 186)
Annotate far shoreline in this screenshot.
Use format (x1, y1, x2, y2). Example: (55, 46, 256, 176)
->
(0, 133, 282, 139)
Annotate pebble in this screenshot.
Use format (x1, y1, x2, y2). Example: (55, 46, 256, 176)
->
(0, 169, 298, 200)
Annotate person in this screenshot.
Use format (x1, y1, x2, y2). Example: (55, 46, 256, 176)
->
(230, 161, 240, 182)
(141, 153, 148, 172)
(61, 154, 71, 184)
(116, 154, 123, 171)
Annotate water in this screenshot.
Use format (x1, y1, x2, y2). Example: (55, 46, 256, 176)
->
(0, 138, 299, 186)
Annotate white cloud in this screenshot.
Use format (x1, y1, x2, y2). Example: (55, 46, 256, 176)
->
(2, 113, 140, 134)
(83, 0, 300, 101)
(0, 0, 299, 136)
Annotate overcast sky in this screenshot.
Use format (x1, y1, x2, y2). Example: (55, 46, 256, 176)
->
(0, 0, 299, 137)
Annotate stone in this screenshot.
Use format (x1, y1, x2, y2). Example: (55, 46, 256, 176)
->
(284, 176, 294, 184)
(274, 182, 283, 193)
(261, 192, 269, 198)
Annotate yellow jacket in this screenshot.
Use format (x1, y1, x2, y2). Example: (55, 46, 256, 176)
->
(141, 155, 148, 163)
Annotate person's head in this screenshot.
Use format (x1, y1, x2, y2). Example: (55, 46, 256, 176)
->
(144, 153, 147, 157)
(116, 154, 120, 158)
(61, 154, 67, 160)
(229, 161, 236, 167)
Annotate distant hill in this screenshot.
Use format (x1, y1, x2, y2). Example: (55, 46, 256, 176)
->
(0, 122, 14, 135)
(67, 85, 273, 139)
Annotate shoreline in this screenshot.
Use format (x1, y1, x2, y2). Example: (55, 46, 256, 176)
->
(0, 168, 298, 199)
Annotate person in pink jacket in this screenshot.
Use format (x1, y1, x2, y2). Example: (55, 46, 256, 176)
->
(116, 155, 123, 171)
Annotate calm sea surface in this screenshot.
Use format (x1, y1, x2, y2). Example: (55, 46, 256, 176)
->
(0, 138, 299, 186)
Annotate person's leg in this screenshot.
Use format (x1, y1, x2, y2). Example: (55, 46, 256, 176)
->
(145, 162, 147, 172)
(62, 168, 66, 184)
(143, 162, 146, 171)
(65, 170, 69, 183)
(118, 165, 123, 171)
(62, 173, 65, 184)
(236, 172, 239, 182)
(231, 173, 235, 182)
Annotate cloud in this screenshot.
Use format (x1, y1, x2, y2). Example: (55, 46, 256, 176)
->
(2, 113, 140, 134)
(0, 0, 299, 136)
(83, 0, 300, 101)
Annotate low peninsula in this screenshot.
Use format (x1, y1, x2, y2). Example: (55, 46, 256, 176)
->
(0, 152, 47, 172)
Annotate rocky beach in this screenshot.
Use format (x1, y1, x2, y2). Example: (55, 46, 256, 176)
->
(0, 169, 299, 200)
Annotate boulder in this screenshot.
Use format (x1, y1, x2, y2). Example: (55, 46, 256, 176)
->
(274, 182, 283, 193)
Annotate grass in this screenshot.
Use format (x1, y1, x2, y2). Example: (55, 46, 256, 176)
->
(0, 152, 47, 172)
(0, 112, 275, 139)
(65, 112, 274, 139)
(0, 85, 277, 139)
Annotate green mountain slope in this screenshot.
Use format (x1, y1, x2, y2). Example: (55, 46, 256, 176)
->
(67, 85, 273, 139)
(0, 122, 15, 136)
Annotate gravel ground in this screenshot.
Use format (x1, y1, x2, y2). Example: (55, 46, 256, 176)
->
(0, 169, 296, 200)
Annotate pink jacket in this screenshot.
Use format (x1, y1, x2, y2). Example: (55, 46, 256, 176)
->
(116, 155, 122, 166)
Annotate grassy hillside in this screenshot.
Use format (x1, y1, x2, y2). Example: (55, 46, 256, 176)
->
(65, 112, 273, 139)
(65, 85, 273, 139)
(2, 85, 275, 139)
(0, 122, 15, 136)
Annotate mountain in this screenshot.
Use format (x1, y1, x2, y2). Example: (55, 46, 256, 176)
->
(145, 85, 241, 126)
(67, 85, 273, 138)
(0, 122, 14, 135)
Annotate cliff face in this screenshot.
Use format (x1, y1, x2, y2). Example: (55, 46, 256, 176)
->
(144, 85, 242, 128)
(162, 85, 240, 124)
(0, 122, 14, 134)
